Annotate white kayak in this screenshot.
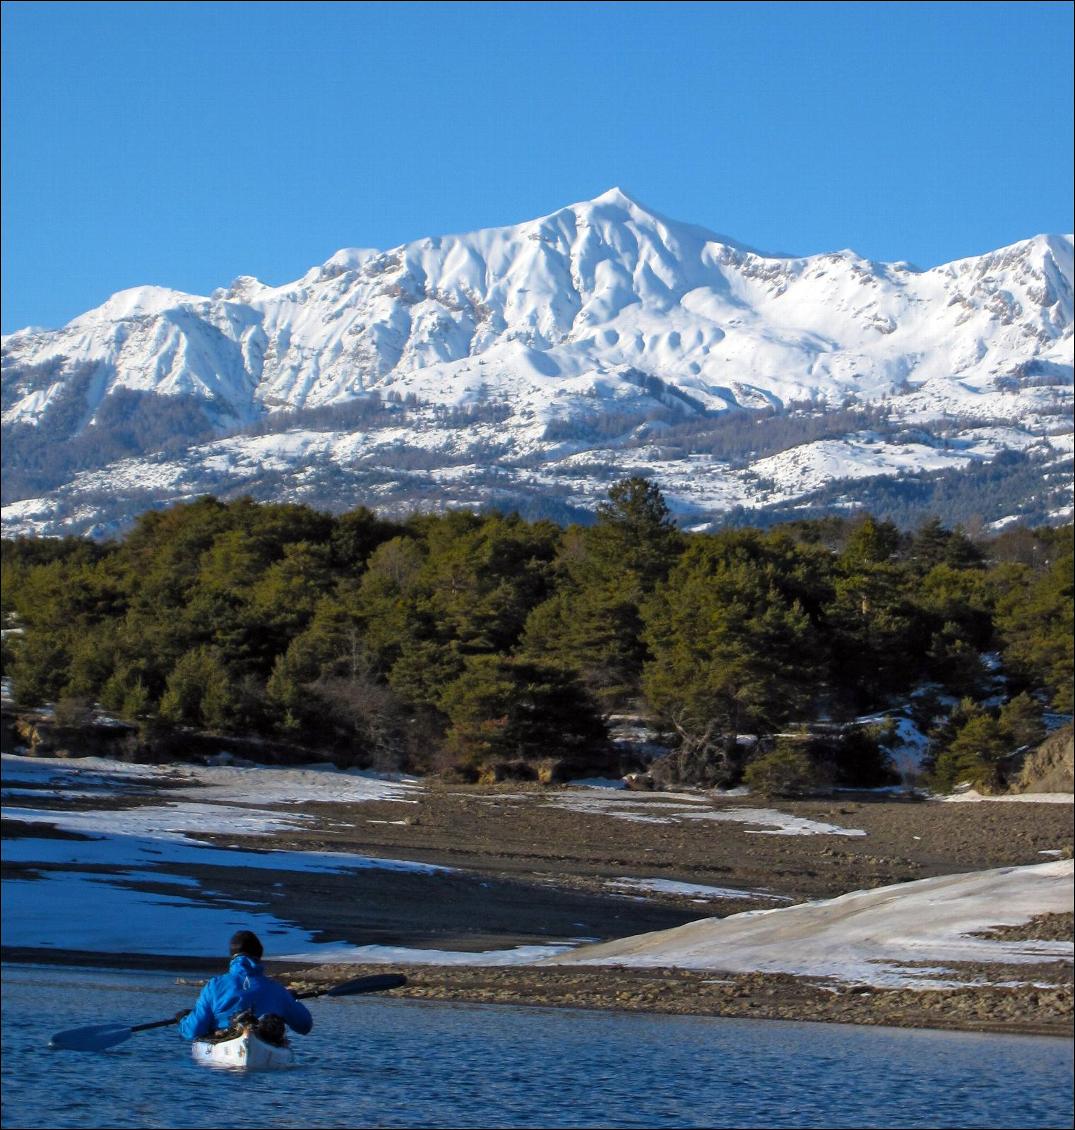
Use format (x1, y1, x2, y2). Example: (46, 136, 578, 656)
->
(191, 1029, 296, 1071)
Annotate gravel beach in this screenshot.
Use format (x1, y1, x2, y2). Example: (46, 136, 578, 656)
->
(4, 760, 1073, 1038)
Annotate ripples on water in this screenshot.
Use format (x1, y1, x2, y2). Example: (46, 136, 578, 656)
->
(2, 965, 1072, 1129)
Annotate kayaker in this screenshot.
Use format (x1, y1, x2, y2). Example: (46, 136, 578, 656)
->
(176, 930, 313, 1041)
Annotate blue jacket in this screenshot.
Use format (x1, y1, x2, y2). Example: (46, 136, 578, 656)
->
(178, 955, 313, 1040)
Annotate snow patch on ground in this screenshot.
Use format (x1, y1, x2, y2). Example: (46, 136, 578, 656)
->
(1, 754, 424, 847)
(273, 942, 583, 965)
(546, 789, 867, 836)
(550, 861, 1074, 988)
(606, 878, 793, 902)
(679, 808, 868, 837)
(1, 833, 450, 875)
(858, 710, 932, 780)
(1, 752, 420, 806)
(941, 790, 1074, 804)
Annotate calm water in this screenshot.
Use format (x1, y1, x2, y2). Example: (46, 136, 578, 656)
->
(2, 965, 1072, 1129)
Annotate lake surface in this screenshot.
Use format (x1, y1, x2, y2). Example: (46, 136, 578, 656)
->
(2, 965, 1072, 1129)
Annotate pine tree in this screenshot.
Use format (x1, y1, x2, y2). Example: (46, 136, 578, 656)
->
(158, 646, 237, 730)
(994, 536, 1074, 711)
(589, 476, 683, 591)
(440, 655, 607, 773)
(642, 536, 823, 747)
(998, 691, 1046, 750)
(930, 712, 1010, 792)
(839, 515, 902, 569)
(828, 558, 927, 708)
(521, 478, 683, 706)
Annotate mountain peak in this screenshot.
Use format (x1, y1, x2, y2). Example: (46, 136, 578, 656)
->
(2, 200, 1071, 538)
(589, 186, 641, 209)
(68, 285, 201, 327)
(571, 188, 766, 257)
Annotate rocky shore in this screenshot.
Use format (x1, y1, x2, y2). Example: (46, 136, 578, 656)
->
(3, 751, 1072, 1039)
(8, 946, 1071, 1039)
(284, 960, 1074, 1039)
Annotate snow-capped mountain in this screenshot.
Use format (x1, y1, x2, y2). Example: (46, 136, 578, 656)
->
(3, 189, 1072, 535)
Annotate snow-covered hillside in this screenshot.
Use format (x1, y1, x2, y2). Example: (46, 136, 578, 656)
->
(3, 189, 1072, 535)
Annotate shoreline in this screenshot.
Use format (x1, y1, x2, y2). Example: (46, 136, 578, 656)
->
(4, 753, 1072, 1043)
(5, 948, 1072, 1040)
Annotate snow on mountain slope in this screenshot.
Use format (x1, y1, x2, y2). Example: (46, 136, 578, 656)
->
(5, 189, 1072, 425)
(2, 189, 1073, 535)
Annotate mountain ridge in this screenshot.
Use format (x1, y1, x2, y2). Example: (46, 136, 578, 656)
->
(2, 191, 1072, 536)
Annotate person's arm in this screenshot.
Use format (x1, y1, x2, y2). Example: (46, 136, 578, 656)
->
(282, 992, 313, 1036)
(178, 981, 217, 1040)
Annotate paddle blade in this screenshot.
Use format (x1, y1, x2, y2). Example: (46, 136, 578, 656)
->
(49, 1024, 134, 1052)
(325, 973, 407, 997)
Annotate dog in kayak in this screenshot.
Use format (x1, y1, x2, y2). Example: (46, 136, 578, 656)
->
(176, 930, 313, 1043)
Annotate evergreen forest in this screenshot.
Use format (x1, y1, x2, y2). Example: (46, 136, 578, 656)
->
(2, 479, 1071, 794)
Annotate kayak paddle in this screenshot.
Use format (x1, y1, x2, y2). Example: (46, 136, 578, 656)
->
(293, 973, 407, 1001)
(48, 971, 409, 1052)
(48, 1015, 180, 1052)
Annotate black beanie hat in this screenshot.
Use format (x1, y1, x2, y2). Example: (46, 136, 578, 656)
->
(229, 930, 264, 960)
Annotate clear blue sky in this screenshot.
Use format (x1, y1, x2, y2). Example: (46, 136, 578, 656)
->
(2, 1, 1072, 332)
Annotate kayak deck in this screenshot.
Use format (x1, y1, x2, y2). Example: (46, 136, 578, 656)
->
(191, 1030, 296, 1071)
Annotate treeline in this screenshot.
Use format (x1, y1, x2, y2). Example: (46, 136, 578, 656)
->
(2, 375, 219, 503)
(2, 480, 1071, 791)
(1, 372, 521, 504)
(624, 401, 898, 465)
(538, 398, 892, 454)
(238, 393, 514, 439)
(751, 448, 1074, 531)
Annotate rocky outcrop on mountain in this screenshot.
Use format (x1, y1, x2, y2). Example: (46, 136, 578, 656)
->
(1010, 724, 1074, 795)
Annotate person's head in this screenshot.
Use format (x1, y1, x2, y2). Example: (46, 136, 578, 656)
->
(229, 930, 264, 961)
